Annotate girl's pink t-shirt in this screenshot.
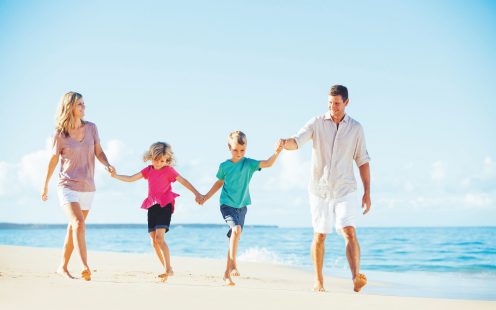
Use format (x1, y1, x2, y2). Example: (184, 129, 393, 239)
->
(140, 165, 180, 212)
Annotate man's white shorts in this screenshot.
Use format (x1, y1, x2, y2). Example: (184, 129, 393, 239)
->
(57, 187, 95, 211)
(309, 191, 360, 234)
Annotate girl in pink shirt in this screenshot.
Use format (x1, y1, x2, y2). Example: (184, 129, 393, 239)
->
(111, 142, 203, 281)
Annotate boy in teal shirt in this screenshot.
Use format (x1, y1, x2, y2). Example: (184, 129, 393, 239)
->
(203, 130, 284, 286)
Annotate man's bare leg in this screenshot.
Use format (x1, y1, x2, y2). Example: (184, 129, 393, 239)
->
(342, 226, 367, 292)
(311, 233, 326, 292)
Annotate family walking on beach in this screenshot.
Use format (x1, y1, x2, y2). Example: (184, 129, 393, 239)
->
(42, 84, 371, 293)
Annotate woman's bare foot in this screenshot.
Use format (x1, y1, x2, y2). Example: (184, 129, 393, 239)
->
(158, 273, 168, 282)
(166, 268, 174, 276)
(81, 269, 91, 281)
(223, 272, 235, 286)
(230, 268, 240, 277)
(56, 267, 75, 279)
(313, 281, 325, 292)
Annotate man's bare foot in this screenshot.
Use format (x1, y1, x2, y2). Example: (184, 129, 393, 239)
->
(223, 272, 235, 286)
(158, 273, 168, 282)
(230, 268, 240, 277)
(313, 284, 326, 292)
(81, 269, 91, 281)
(56, 267, 74, 279)
(353, 273, 367, 292)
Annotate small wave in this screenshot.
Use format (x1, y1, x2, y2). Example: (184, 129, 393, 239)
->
(238, 247, 290, 265)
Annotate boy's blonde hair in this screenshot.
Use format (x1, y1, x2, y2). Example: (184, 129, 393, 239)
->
(143, 142, 175, 166)
(228, 131, 247, 146)
(55, 91, 83, 137)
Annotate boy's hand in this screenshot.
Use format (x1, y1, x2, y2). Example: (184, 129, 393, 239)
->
(195, 194, 205, 205)
(275, 139, 285, 153)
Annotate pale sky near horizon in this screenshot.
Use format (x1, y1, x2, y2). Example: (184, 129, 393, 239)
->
(0, 0, 495, 227)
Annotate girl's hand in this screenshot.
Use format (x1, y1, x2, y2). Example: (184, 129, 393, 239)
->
(107, 165, 116, 177)
(106, 165, 115, 173)
(195, 194, 205, 205)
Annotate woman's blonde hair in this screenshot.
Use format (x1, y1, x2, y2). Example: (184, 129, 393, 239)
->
(55, 91, 83, 136)
(143, 142, 175, 166)
(228, 130, 247, 146)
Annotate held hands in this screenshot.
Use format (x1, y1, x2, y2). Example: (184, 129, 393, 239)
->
(195, 194, 206, 205)
(106, 165, 117, 177)
(275, 139, 285, 153)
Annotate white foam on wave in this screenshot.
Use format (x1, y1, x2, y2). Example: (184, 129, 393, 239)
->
(238, 247, 293, 265)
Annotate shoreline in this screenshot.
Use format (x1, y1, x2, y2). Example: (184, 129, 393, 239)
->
(1, 245, 495, 310)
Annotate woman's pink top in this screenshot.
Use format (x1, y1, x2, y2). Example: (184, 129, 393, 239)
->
(51, 121, 100, 192)
(140, 165, 180, 213)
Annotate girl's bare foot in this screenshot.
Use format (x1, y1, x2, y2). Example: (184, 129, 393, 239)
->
(56, 267, 75, 279)
(223, 272, 235, 286)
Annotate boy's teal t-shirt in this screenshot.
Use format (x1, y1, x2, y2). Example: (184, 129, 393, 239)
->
(216, 157, 261, 208)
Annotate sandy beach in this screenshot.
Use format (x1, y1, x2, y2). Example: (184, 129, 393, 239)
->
(0, 245, 493, 310)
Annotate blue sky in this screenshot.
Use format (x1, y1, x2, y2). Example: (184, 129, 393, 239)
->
(0, 0, 495, 227)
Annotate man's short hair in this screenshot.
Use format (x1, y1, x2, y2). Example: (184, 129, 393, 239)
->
(329, 85, 348, 101)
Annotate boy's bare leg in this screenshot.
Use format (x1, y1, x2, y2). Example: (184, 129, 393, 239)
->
(223, 248, 235, 286)
(229, 225, 242, 276)
(311, 233, 326, 292)
(57, 210, 90, 279)
(342, 226, 367, 292)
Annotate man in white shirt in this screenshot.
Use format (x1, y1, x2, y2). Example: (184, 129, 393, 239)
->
(282, 85, 371, 292)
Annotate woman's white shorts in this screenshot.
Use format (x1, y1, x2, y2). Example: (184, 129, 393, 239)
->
(57, 187, 95, 211)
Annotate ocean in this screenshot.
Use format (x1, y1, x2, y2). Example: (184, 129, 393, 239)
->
(1, 224, 495, 300)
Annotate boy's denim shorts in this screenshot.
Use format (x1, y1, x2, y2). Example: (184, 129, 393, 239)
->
(220, 204, 247, 238)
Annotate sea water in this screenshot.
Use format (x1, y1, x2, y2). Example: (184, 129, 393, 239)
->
(1, 224, 494, 300)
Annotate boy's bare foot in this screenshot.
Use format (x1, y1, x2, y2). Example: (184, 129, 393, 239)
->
(230, 268, 240, 277)
(81, 269, 91, 281)
(158, 273, 168, 282)
(56, 267, 74, 279)
(353, 273, 367, 292)
(223, 272, 235, 286)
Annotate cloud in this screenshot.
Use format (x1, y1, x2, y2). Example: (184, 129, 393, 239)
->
(0, 161, 19, 197)
(431, 160, 445, 182)
(17, 139, 52, 192)
(464, 192, 493, 208)
(263, 151, 310, 191)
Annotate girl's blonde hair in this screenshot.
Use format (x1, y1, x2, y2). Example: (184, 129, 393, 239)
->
(228, 130, 247, 146)
(55, 91, 83, 136)
(143, 142, 175, 166)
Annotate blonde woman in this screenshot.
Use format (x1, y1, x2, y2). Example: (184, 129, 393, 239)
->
(111, 142, 203, 282)
(42, 91, 115, 281)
